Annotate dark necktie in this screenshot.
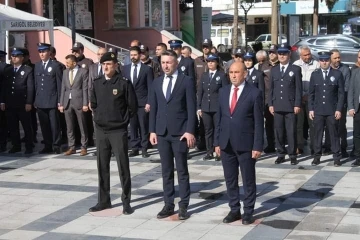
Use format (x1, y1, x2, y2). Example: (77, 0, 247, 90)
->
(209, 72, 214, 82)
(323, 70, 327, 81)
(99, 64, 103, 76)
(165, 75, 173, 101)
(132, 64, 138, 84)
(43, 62, 46, 70)
(281, 66, 285, 77)
(14, 67, 17, 73)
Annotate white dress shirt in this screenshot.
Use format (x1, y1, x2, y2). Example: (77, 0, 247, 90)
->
(322, 67, 330, 79)
(279, 63, 289, 74)
(209, 70, 217, 79)
(162, 71, 179, 97)
(229, 81, 245, 107)
(98, 63, 102, 75)
(42, 60, 50, 69)
(69, 66, 79, 99)
(130, 62, 141, 83)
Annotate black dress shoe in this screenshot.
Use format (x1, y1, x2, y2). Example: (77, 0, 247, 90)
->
(242, 214, 254, 225)
(24, 148, 33, 154)
(53, 148, 61, 154)
(142, 150, 150, 158)
(129, 150, 139, 157)
(311, 157, 321, 166)
(351, 159, 360, 167)
(223, 211, 241, 223)
(264, 146, 276, 153)
(178, 207, 189, 220)
(123, 204, 134, 215)
(215, 156, 221, 161)
(39, 147, 53, 154)
(8, 146, 21, 153)
(203, 154, 214, 160)
(334, 159, 342, 167)
(290, 157, 298, 165)
(157, 205, 174, 219)
(89, 203, 112, 212)
(274, 157, 285, 164)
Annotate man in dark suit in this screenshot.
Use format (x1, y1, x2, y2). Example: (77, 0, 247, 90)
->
(0, 50, 9, 152)
(348, 56, 360, 167)
(168, 40, 195, 83)
(59, 54, 89, 156)
(309, 52, 344, 166)
(34, 43, 63, 154)
(214, 62, 264, 225)
(149, 50, 196, 220)
(123, 46, 153, 158)
(1, 48, 34, 154)
(269, 44, 302, 165)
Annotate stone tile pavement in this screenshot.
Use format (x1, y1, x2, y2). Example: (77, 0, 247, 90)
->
(0, 121, 359, 239)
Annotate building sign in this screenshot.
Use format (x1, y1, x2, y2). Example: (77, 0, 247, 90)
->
(283, 0, 349, 15)
(3, 21, 49, 30)
(67, 0, 93, 30)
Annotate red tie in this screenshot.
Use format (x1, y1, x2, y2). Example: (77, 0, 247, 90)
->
(230, 87, 239, 115)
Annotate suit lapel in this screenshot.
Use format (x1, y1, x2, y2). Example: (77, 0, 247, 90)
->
(168, 74, 184, 102)
(135, 64, 145, 86)
(232, 83, 251, 115)
(72, 68, 81, 85)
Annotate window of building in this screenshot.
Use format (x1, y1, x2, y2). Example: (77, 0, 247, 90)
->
(217, 29, 229, 38)
(145, 0, 172, 28)
(211, 29, 216, 37)
(113, 0, 129, 28)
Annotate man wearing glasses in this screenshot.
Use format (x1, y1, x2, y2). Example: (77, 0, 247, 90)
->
(308, 52, 344, 166)
(293, 45, 319, 155)
(269, 44, 302, 165)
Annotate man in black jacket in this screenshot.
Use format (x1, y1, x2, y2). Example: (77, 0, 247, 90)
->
(89, 52, 137, 214)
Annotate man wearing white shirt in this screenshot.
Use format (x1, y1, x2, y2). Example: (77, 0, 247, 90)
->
(59, 55, 89, 156)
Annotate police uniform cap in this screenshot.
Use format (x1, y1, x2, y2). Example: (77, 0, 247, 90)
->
(71, 42, 84, 51)
(318, 51, 331, 60)
(243, 52, 255, 59)
(277, 43, 291, 53)
(0, 50, 7, 56)
(206, 54, 219, 61)
(168, 39, 183, 49)
(233, 48, 244, 57)
(202, 38, 213, 47)
(268, 44, 278, 53)
(11, 48, 24, 56)
(100, 52, 118, 63)
(37, 43, 51, 51)
(139, 44, 149, 52)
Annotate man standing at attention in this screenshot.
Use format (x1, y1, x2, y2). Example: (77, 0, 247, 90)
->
(214, 62, 263, 225)
(149, 50, 196, 220)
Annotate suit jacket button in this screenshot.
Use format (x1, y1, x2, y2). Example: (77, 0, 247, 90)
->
(280, 91, 282, 93)
(323, 90, 326, 92)
(280, 97, 282, 99)
(281, 85, 283, 87)
(323, 102, 325, 104)
(11, 92, 14, 94)
(12, 81, 15, 84)
(323, 96, 325, 98)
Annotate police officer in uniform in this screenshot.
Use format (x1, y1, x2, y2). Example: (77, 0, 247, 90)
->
(0, 50, 10, 152)
(308, 52, 344, 166)
(197, 54, 228, 160)
(269, 44, 302, 165)
(34, 43, 63, 154)
(89, 52, 137, 214)
(168, 40, 195, 83)
(243, 52, 265, 100)
(140, 44, 161, 78)
(1, 48, 34, 154)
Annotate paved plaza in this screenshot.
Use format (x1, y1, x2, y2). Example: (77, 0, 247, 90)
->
(0, 117, 360, 240)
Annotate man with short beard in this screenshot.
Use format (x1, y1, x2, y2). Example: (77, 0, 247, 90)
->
(140, 44, 161, 78)
(154, 42, 167, 65)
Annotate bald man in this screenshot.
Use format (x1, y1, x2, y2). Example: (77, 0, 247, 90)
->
(214, 62, 264, 225)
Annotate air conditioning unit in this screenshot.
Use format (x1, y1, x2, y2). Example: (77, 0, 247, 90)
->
(9, 33, 25, 48)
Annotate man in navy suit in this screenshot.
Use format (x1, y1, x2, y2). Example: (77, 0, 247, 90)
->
(149, 50, 196, 220)
(214, 62, 264, 225)
(123, 46, 154, 158)
(269, 44, 302, 165)
(34, 43, 63, 154)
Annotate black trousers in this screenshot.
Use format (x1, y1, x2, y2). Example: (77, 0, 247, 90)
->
(6, 108, 33, 149)
(30, 107, 38, 137)
(264, 104, 275, 148)
(297, 102, 314, 150)
(157, 133, 190, 208)
(196, 117, 205, 149)
(314, 114, 340, 157)
(37, 108, 61, 149)
(130, 107, 149, 151)
(96, 129, 131, 205)
(0, 111, 7, 147)
(221, 143, 256, 215)
(353, 108, 360, 157)
(274, 112, 297, 157)
(324, 105, 347, 151)
(202, 111, 218, 155)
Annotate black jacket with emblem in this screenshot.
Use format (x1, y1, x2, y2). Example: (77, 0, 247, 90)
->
(197, 70, 229, 112)
(90, 72, 138, 132)
(246, 68, 265, 104)
(308, 68, 344, 116)
(2, 65, 34, 108)
(77, 55, 94, 70)
(269, 64, 302, 112)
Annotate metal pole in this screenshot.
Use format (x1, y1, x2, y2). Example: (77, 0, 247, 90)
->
(278, 3, 282, 44)
(70, 0, 76, 45)
(5, 0, 9, 62)
(244, 11, 247, 49)
(49, 0, 54, 19)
